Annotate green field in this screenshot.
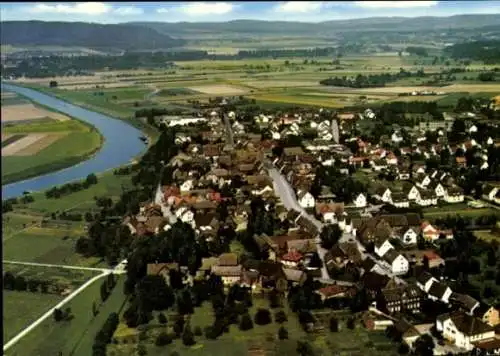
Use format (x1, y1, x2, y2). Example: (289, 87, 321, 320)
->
(7, 275, 127, 356)
(3, 291, 62, 342)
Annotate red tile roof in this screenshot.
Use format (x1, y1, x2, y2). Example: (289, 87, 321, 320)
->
(281, 249, 303, 263)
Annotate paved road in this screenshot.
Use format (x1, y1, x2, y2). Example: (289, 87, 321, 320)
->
(266, 161, 406, 285)
(222, 113, 235, 147)
(3, 258, 127, 352)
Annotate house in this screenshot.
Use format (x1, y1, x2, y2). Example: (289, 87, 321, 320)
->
(297, 190, 315, 209)
(428, 180, 446, 197)
(279, 249, 303, 268)
(416, 189, 438, 206)
(146, 262, 180, 285)
(211, 253, 242, 285)
(282, 268, 307, 286)
(428, 281, 453, 304)
(391, 192, 410, 208)
(374, 186, 392, 203)
(353, 193, 367, 208)
(444, 185, 465, 203)
(474, 304, 500, 327)
(403, 183, 421, 201)
(371, 159, 388, 172)
(456, 156, 467, 167)
(421, 221, 440, 241)
(316, 285, 355, 302)
(415, 174, 432, 189)
(382, 250, 409, 275)
(472, 338, 500, 356)
(315, 202, 344, 223)
(398, 226, 419, 245)
(374, 239, 394, 258)
(381, 284, 424, 314)
(436, 311, 495, 351)
(174, 206, 195, 224)
(482, 184, 500, 204)
(416, 271, 438, 293)
(450, 293, 480, 315)
(422, 250, 446, 269)
(180, 179, 195, 192)
(363, 311, 394, 331)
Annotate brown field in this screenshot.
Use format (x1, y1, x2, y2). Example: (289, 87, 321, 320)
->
(1, 91, 17, 98)
(188, 84, 247, 95)
(2, 134, 48, 156)
(1, 104, 69, 122)
(58, 82, 135, 91)
(347, 83, 500, 94)
(14, 133, 66, 156)
(242, 80, 320, 88)
(1, 133, 13, 141)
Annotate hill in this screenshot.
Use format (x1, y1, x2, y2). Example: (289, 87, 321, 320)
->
(132, 14, 500, 37)
(0, 21, 185, 51)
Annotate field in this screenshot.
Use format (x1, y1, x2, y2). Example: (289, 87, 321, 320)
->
(7, 275, 127, 356)
(2, 171, 133, 266)
(1, 92, 104, 183)
(108, 297, 397, 356)
(3, 291, 62, 342)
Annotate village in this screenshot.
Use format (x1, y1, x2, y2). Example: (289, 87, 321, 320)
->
(116, 95, 500, 356)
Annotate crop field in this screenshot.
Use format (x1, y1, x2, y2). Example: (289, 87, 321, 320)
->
(187, 84, 248, 95)
(1, 103, 70, 123)
(3, 291, 62, 342)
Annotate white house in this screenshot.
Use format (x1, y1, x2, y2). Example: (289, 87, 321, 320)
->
(417, 191, 438, 206)
(375, 239, 394, 258)
(383, 250, 409, 275)
(444, 186, 464, 203)
(180, 179, 195, 192)
(436, 311, 495, 351)
(175, 207, 194, 224)
(297, 191, 315, 209)
(417, 272, 438, 293)
(406, 185, 421, 201)
(374, 187, 392, 203)
(400, 227, 419, 245)
(430, 182, 446, 197)
(421, 221, 440, 241)
(428, 281, 453, 304)
(353, 193, 367, 208)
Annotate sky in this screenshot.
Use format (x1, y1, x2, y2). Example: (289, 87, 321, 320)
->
(1, 1, 500, 23)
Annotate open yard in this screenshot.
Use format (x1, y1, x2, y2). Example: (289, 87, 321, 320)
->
(3, 291, 62, 342)
(6, 275, 127, 356)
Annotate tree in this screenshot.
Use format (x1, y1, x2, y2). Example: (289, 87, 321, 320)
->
(308, 252, 323, 269)
(157, 312, 167, 325)
(254, 308, 272, 325)
(398, 343, 409, 354)
(278, 326, 289, 340)
(53, 308, 64, 322)
(86, 173, 98, 185)
(297, 340, 315, 356)
(239, 313, 254, 331)
(155, 331, 172, 346)
(275, 310, 288, 324)
(49, 80, 58, 88)
(329, 317, 339, 332)
(346, 317, 355, 330)
(137, 344, 147, 356)
(14, 275, 27, 291)
(268, 289, 281, 308)
(3, 272, 15, 290)
(414, 334, 435, 356)
(182, 325, 196, 346)
(319, 224, 342, 249)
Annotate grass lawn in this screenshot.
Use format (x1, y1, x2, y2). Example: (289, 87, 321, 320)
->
(474, 230, 500, 242)
(3, 291, 62, 343)
(2, 171, 132, 266)
(3, 264, 99, 286)
(7, 275, 127, 356)
(423, 207, 500, 219)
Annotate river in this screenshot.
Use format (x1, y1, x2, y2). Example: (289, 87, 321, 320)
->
(1, 83, 147, 199)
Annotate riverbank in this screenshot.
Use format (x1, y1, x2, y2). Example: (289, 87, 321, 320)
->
(2, 95, 105, 184)
(9, 82, 159, 145)
(1, 84, 146, 199)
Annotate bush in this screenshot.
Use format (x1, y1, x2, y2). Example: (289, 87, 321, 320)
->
(278, 326, 289, 340)
(275, 310, 288, 324)
(193, 326, 202, 336)
(155, 331, 172, 346)
(182, 327, 196, 346)
(254, 308, 272, 325)
(157, 313, 167, 325)
(398, 342, 409, 354)
(346, 317, 355, 330)
(239, 313, 254, 331)
(329, 317, 339, 332)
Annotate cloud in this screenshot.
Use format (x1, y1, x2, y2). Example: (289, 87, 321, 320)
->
(156, 8, 170, 14)
(113, 6, 144, 16)
(28, 2, 111, 15)
(177, 2, 234, 16)
(354, 1, 438, 9)
(275, 1, 325, 13)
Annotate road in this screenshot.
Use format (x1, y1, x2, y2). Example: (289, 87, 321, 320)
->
(2, 260, 120, 274)
(265, 160, 406, 285)
(3, 258, 127, 353)
(222, 113, 235, 147)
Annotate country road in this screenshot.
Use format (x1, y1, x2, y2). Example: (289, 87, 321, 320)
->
(3, 258, 127, 353)
(265, 161, 407, 285)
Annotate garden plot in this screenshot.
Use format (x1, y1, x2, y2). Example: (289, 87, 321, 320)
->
(188, 84, 247, 95)
(2, 103, 69, 123)
(2, 134, 51, 156)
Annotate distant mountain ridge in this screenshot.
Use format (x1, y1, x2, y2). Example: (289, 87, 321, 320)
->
(132, 14, 500, 36)
(0, 21, 185, 51)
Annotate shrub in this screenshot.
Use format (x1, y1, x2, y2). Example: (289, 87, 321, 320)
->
(193, 326, 202, 336)
(182, 327, 196, 346)
(254, 308, 272, 325)
(275, 310, 288, 324)
(329, 317, 339, 332)
(239, 313, 254, 331)
(157, 313, 167, 325)
(346, 317, 355, 330)
(155, 331, 172, 346)
(278, 326, 289, 340)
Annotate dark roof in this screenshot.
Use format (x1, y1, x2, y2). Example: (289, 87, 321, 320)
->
(383, 284, 423, 303)
(473, 303, 495, 318)
(450, 292, 480, 311)
(362, 271, 390, 291)
(405, 213, 421, 226)
(416, 271, 434, 285)
(447, 311, 494, 336)
(379, 214, 408, 227)
(428, 281, 449, 299)
(383, 249, 403, 264)
(473, 338, 500, 351)
(256, 261, 285, 278)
